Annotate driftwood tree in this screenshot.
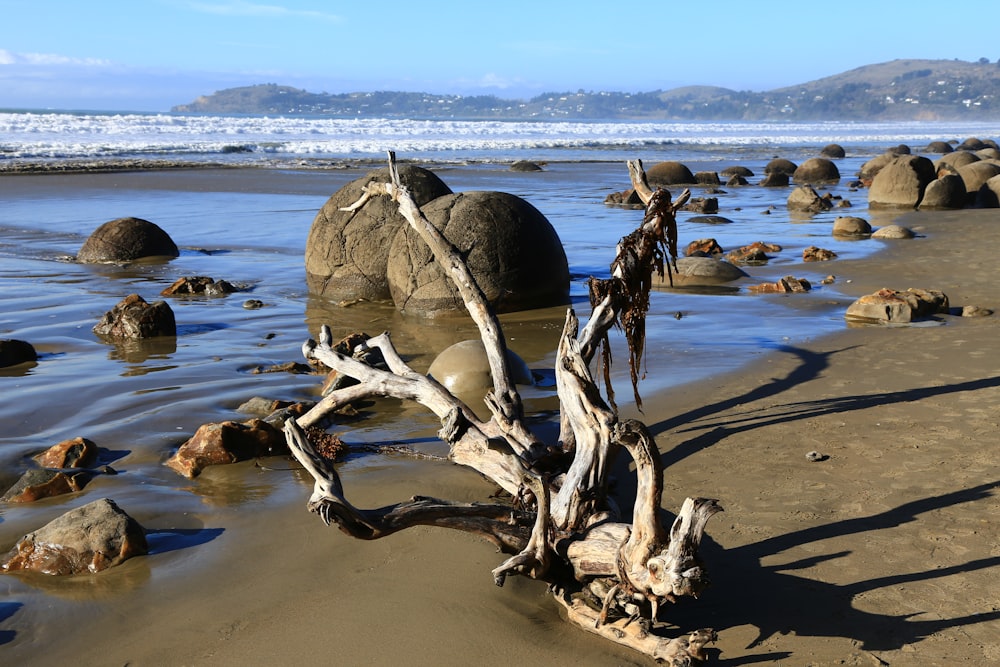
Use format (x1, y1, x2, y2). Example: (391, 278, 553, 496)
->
(284, 153, 722, 664)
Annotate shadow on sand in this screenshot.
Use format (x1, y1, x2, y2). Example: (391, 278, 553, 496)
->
(641, 344, 1000, 661)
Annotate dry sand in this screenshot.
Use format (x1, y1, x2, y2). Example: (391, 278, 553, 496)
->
(7, 207, 1000, 666)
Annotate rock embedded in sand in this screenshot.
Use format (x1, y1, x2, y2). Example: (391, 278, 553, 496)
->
(654, 256, 748, 287)
(77, 217, 179, 263)
(166, 418, 287, 478)
(872, 225, 916, 239)
(428, 339, 533, 399)
(832, 216, 872, 237)
(845, 287, 949, 324)
(868, 155, 937, 209)
(93, 294, 176, 339)
(921, 174, 967, 209)
(0, 339, 37, 367)
(1, 498, 147, 575)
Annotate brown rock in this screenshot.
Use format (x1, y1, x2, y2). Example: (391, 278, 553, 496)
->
(793, 157, 840, 184)
(1, 469, 90, 503)
(1, 498, 147, 575)
(764, 158, 797, 176)
(845, 287, 949, 324)
(646, 161, 695, 185)
(682, 197, 718, 214)
(872, 225, 916, 239)
(759, 172, 790, 187)
(33, 437, 98, 468)
(726, 241, 782, 265)
(165, 419, 287, 478)
(160, 276, 237, 297)
(832, 216, 872, 237)
(787, 185, 832, 213)
(868, 155, 936, 208)
(921, 174, 967, 209)
(685, 239, 724, 257)
(694, 171, 720, 186)
(747, 276, 811, 293)
(821, 144, 846, 158)
(93, 294, 176, 339)
(803, 246, 837, 262)
(77, 217, 178, 264)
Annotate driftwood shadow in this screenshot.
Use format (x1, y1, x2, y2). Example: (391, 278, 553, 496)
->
(641, 343, 1000, 656)
(684, 482, 1000, 653)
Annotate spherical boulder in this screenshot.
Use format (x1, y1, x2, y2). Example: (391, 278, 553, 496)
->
(793, 157, 840, 184)
(935, 151, 980, 173)
(821, 144, 846, 158)
(427, 339, 533, 400)
(646, 161, 696, 186)
(653, 256, 747, 287)
(976, 174, 1000, 208)
(386, 191, 569, 316)
(956, 161, 1000, 195)
(832, 216, 872, 237)
(925, 141, 953, 154)
(868, 155, 936, 208)
(305, 166, 453, 302)
(77, 217, 178, 263)
(764, 158, 797, 176)
(920, 174, 967, 209)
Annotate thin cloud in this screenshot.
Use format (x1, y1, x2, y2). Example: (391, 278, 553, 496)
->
(182, 1, 343, 22)
(0, 49, 111, 67)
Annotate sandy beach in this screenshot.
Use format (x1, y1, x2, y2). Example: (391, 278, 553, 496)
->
(1, 165, 998, 666)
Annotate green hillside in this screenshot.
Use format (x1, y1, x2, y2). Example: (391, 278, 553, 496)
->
(172, 59, 1000, 120)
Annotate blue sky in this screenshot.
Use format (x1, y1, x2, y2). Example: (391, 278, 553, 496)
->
(3, 0, 1000, 111)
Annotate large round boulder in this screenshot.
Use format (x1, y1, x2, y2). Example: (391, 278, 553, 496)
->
(925, 141, 953, 154)
(920, 174, 967, 209)
(764, 158, 798, 176)
(77, 217, 178, 263)
(935, 151, 980, 173)
(427, 339, 533, 402)
(793, 157, 840, 184)
(975, 174, 1000, 208)
(386, 191, 569, 316)
(956, 161, 1000, 196)
(646, 161, 696, 186)
(653, 256, 747, 287)
(868, 155, 936, 208)
(305, 166, 453, 302)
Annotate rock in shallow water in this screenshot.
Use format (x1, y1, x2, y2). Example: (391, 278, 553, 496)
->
(1, 498, 147, 575)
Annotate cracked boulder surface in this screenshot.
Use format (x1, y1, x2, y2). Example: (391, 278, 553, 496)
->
(386, 190, 570, 317)
(304, 165, 453, 302)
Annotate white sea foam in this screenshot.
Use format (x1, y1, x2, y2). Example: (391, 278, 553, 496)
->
(1, 111, 997, 163)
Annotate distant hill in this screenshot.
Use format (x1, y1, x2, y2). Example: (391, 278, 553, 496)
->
(172, 59, 1000, 120)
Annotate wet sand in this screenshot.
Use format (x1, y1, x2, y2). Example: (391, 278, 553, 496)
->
(2, 172, 999, 665)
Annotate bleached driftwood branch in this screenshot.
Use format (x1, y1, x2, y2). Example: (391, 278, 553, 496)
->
(284, 153, 720, 662)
